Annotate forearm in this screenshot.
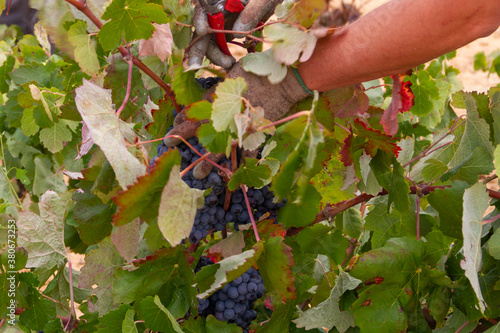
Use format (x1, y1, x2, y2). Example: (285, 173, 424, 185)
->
(298, 0, 500, 92)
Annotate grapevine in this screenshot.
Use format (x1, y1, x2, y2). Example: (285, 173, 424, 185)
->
(0, 0, 499, 332)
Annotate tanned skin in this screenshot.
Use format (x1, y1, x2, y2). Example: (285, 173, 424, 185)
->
(298, 0, 500, 92)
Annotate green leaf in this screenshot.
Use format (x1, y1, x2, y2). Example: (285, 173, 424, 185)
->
(97, 304, 131, 333)
(207, 231, 245, 259)
(462, 182, 489, 313)
(488, 228, 500, 260)
(287, 0, 326, 27)
(15, 168, 31, 185)
(140, 296, 184, 333)
(79, 237, 124, 316)
(185, 100, 212, 121)
(257, 237, 296, 302)
(33, 155, 67, 196)
(296, 225, 350, 265)
(241, 50, 287, 84)
(349, 237, 427, 333)
(205, 315, 242, 332)
(75, 80, 146, 189)
(68, 20, 100, 76)
(449, 92, 494, 168)
(172, 66, 203, 106)
(428, 181, 468, 239)
(113, 248, 193, 305)
(264, 23, 317, 65)
(98, 0, 168, 50)
(158, 165, 205, 247)
(277, 183, 322, 228)
(197, 123, 231, 154)
(17, 191, 70, 283)
(21, 107, 40, 136)
(484, 324, 500, 333)
(227, 158, 271, 191)
(474, 52, 487, 71)
(122, 309, 138, 333)
(39, 121, 73, 153)
(211, 77, 247, 132)
(341, 208, 363, 239)
(293, 269, 361, 332)
(113, 149, 180, 226)
(0, 54, 15, 93)
(145, 98, 175, 138)
(489, 87, 500, 145)
(409, 70, 440, 116)
(196, 244, 264, 299)
(421, 159, 448, 182)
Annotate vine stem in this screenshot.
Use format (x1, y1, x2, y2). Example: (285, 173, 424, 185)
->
(403, 116, 465, 168)
(482, 213, 500, 225)
(64, 0, 181, 112)
(341, 238, 358, 267)
(241, 185, 261, 242)
(66, 259, 77, 331)
(257, 111, 311, 132)
(116, 49, 133, 117)
(454, 320, 470, 333)
(40, 294, 71, 312)
(138, 135, 233, 177)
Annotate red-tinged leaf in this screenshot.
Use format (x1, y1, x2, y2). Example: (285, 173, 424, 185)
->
(353, 119, 400, 158)
(320, 84, 369, 119)
(208, 231, 245, 259)
(257, 236, 296, 303)
(112, 149, 181, 226)
(340, 132, 354, 166)
(75, 122, 94, 160)
(225, 0, 245, 13)
(185, 100, 212, 122)
(111, 218, 140, 263)
(381, 74, 414, 135)
(145, 98, 175, 138)
(138, 23, 173, 62)
(257, 219, 287, 239)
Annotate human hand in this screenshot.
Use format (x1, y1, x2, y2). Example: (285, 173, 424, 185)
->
(164, 62, 312, 178)
(187, 0, 283, 69)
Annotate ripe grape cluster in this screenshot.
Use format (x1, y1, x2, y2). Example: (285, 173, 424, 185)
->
(150, 76, 285, 244)
(196, 257, 264, 331)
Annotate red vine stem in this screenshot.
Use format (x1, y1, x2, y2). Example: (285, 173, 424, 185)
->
(454, 321, 470, 333)
(341, 238, 358, 267)
(257, 111, 310, 132)
(116, 50, 133, 117)
(64, 0, 181, 112)
(241, 185, 261, 242)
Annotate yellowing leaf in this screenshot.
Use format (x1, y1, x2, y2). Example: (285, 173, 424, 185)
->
(39, 121, 72, 153)
(158, 165, 204, 247)
(68, 20, 100, 76)
(264, 23, 317, 65)
(75, 79, 146, 189)
(212, 77, 247, 132)
(138, 23, 173, 62)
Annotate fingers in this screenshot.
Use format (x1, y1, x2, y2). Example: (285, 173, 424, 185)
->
(188, 34, 211, 68)
(193, 4, 210, 36)
(193, 153, 225, 179)
(163, 120, 203, 147)
(232, 0, 283, 37)
(206, 38, 236, 69)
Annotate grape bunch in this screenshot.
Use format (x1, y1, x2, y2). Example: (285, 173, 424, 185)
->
(196, 76, 223, 90)
(152, 137, 285, 243)
(196, 257, 264, 332)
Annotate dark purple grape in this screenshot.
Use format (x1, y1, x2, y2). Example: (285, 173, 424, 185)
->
(237, 283, 248, 295)
(224, 299, 235, 309)
(228, 287, 239, 299)
(215, 301, 225, 312)
(223, 308, 235, 321)
(231, 204, 244, 216)
(215, 311, 225, 321)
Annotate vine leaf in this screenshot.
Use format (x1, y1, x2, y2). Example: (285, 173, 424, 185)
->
(172, 65, 204, 106)
(264, 23, 317, 65)
(320, 85, 369, 120)
(140, 296, 184, 333)
(257, 236, 296, 302)
(145, 98, 175, 138)
(98, 304, 132, 332)
(341, 120, 400, 166)
(461, 182, 489, 313)
(158, 165, 205, 247)
(17, 273, 57, 330)
(75, 79, 146, 189)
(488, 228, 500, 260)
(227, 158, 271, 191)
(349, 237, 427, 333)
(113, 149, 180, 226)
(39, 121, 72, 153)
(208, 231, 245, 259)
(241, 50, 287, 84)
(67, 20, 100, 76)
(98, 0, 168, 51)
(288, 0, 326, 27)
(111, 218, 141, 263)
(409, 70, 440, 116)
(138, 23, 173, 62)
(196, 243, 264, 299)
(211, 77, 247, 132)
(293, 269, 361, 332)
(381, 74, 414, 135)
(17, 191, 71, 284)
(79, 237, 124, 316)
